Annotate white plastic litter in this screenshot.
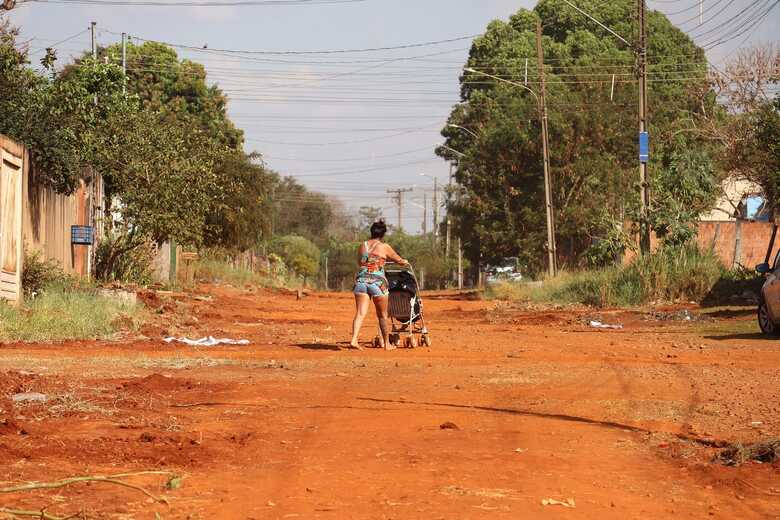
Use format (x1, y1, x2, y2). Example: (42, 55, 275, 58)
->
(163, 336, 250, 346)
(12, 392, 48, 403)
(589, 320, 623, 330)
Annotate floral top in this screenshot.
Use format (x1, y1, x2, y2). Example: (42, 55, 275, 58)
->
(355, 240, 388, 291)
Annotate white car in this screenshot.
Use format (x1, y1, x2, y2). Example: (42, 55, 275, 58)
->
(486, 266, 523, 285)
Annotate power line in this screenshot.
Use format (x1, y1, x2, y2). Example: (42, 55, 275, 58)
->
(28, 0, 366, 5)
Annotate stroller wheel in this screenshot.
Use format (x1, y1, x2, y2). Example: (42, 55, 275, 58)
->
(421, 334, 431, 347)
(405, 336, 417, 348)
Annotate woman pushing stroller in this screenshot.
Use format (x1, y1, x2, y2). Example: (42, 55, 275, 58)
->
(350, 220, 408, 350)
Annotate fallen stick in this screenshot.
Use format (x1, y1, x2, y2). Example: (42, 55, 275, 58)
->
(0, 471, 175, 504)
(0, 507, 69, 520)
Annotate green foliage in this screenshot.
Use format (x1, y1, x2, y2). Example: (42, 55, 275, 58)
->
(490, 245, 725, 307)
(583, 215, 635, 268)
(439, 0, 711, 275)
(204, 152, 275, 251)
(21, 249, 71, 297)
(270, 235, 321, 281)
(94, 234, 154, 285)
(738, 97, 780, 213)
(650, 140, 718, 247)
(0, 288, 142, 342)
(386, 230, 460, 288)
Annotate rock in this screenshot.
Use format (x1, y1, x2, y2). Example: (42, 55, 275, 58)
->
(11, 392, 47, 403)
(440, 421, 460, 430)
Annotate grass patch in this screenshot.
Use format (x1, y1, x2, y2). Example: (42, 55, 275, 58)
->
(0, 288, 143, 342)
(195, 257, 301, 289)
(489, 245, 730, 307)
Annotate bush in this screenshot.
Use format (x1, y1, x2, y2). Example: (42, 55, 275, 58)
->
(94, 233, 154, 285)
(21, 249, 71, 297)
(489, 245, 725, 307)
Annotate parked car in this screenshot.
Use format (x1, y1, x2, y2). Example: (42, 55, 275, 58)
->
(485, 265, 523, 285)
(756, 255, 780, 335)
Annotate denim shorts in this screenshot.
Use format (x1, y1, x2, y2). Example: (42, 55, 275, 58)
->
(354, 281, 388, 298)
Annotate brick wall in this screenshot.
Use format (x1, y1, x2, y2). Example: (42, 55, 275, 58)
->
(624, 220, 778, 269)
(696, 221, 778, 269)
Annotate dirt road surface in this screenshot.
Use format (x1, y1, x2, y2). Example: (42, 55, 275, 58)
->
(1, 286, 779, 519)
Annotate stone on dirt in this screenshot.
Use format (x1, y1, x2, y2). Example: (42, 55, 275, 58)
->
(440, 421, 460, 430)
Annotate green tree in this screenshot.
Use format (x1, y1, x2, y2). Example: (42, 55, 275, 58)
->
(438, 0, 711, 275)
(270, 235, 321, 282)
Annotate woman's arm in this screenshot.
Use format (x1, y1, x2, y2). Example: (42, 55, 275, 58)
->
(383, 244, 408, 265)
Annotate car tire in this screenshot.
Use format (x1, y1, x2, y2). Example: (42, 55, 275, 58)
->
(757, 300, 780, 336)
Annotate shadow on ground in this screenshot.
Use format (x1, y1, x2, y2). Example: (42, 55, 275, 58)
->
(293, 343, 343, 351)
(703, 332, 771, 341)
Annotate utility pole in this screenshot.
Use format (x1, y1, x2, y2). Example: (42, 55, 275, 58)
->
(536, 19, 558, 277)
(324, 255, 329, 290)
(457, 237, 463, 290)
(121, 32, 127, 95)
(432, 177, 439, 241)
(638, 0, 651, 254)
(87, 21, 98, 279)
(387, 188, 413, 232)
(422, 193, 428, 236)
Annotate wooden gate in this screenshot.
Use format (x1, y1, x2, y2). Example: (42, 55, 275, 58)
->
(0, 136, 25, 304)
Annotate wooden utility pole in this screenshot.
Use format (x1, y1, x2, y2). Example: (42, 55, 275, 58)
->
(387, 188, 413, 232)
(536, 19, 557, 277)
(638, 0, 651, 254)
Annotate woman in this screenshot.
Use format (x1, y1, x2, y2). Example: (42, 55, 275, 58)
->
(350, 220, 408, 350)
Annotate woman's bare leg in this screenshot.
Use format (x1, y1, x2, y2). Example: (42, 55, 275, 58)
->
(350, 294, 370, 348)
(373, 296, 393, 350)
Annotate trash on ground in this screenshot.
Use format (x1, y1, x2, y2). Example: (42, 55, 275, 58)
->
(163, 336, 250, 346)
(541, 498, 576, 508)
(588, 320, 623, 330)
(12, 392, 48, 403)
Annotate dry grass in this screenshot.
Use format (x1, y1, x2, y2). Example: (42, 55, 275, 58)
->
(718, 439, 780, 466)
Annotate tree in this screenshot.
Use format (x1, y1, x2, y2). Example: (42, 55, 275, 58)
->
(270, 235, 321, 283)
(437, 0, 712, 275)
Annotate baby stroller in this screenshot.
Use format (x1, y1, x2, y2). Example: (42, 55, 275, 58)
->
(373, 262, 431, 348)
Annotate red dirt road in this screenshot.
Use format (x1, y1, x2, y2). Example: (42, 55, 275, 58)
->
(1, 286, 779, 519)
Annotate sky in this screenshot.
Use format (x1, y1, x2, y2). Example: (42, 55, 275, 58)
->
(7, 0, 779, 233)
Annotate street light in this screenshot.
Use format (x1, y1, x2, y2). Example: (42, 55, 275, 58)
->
(437, 143, 466, 158)
(447, 124, 480, 140)
(463, 66, 557, 277)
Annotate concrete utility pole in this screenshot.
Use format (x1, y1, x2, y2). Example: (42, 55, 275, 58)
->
(432, 176, 439, 240)
(387, 188, 413, 232)
(121, 32, 127, 95)
(536, 19, 557, 277)
(457, 237, 463, 290)
(638, 0, 651, 254)
(422, 193, 428, 235)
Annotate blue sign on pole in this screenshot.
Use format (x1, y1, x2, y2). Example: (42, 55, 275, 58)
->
(639, 132, 649, 163)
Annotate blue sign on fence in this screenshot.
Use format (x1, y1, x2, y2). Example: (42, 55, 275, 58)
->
(639, 132, 649, 163)
(71, 225, 94, 245)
